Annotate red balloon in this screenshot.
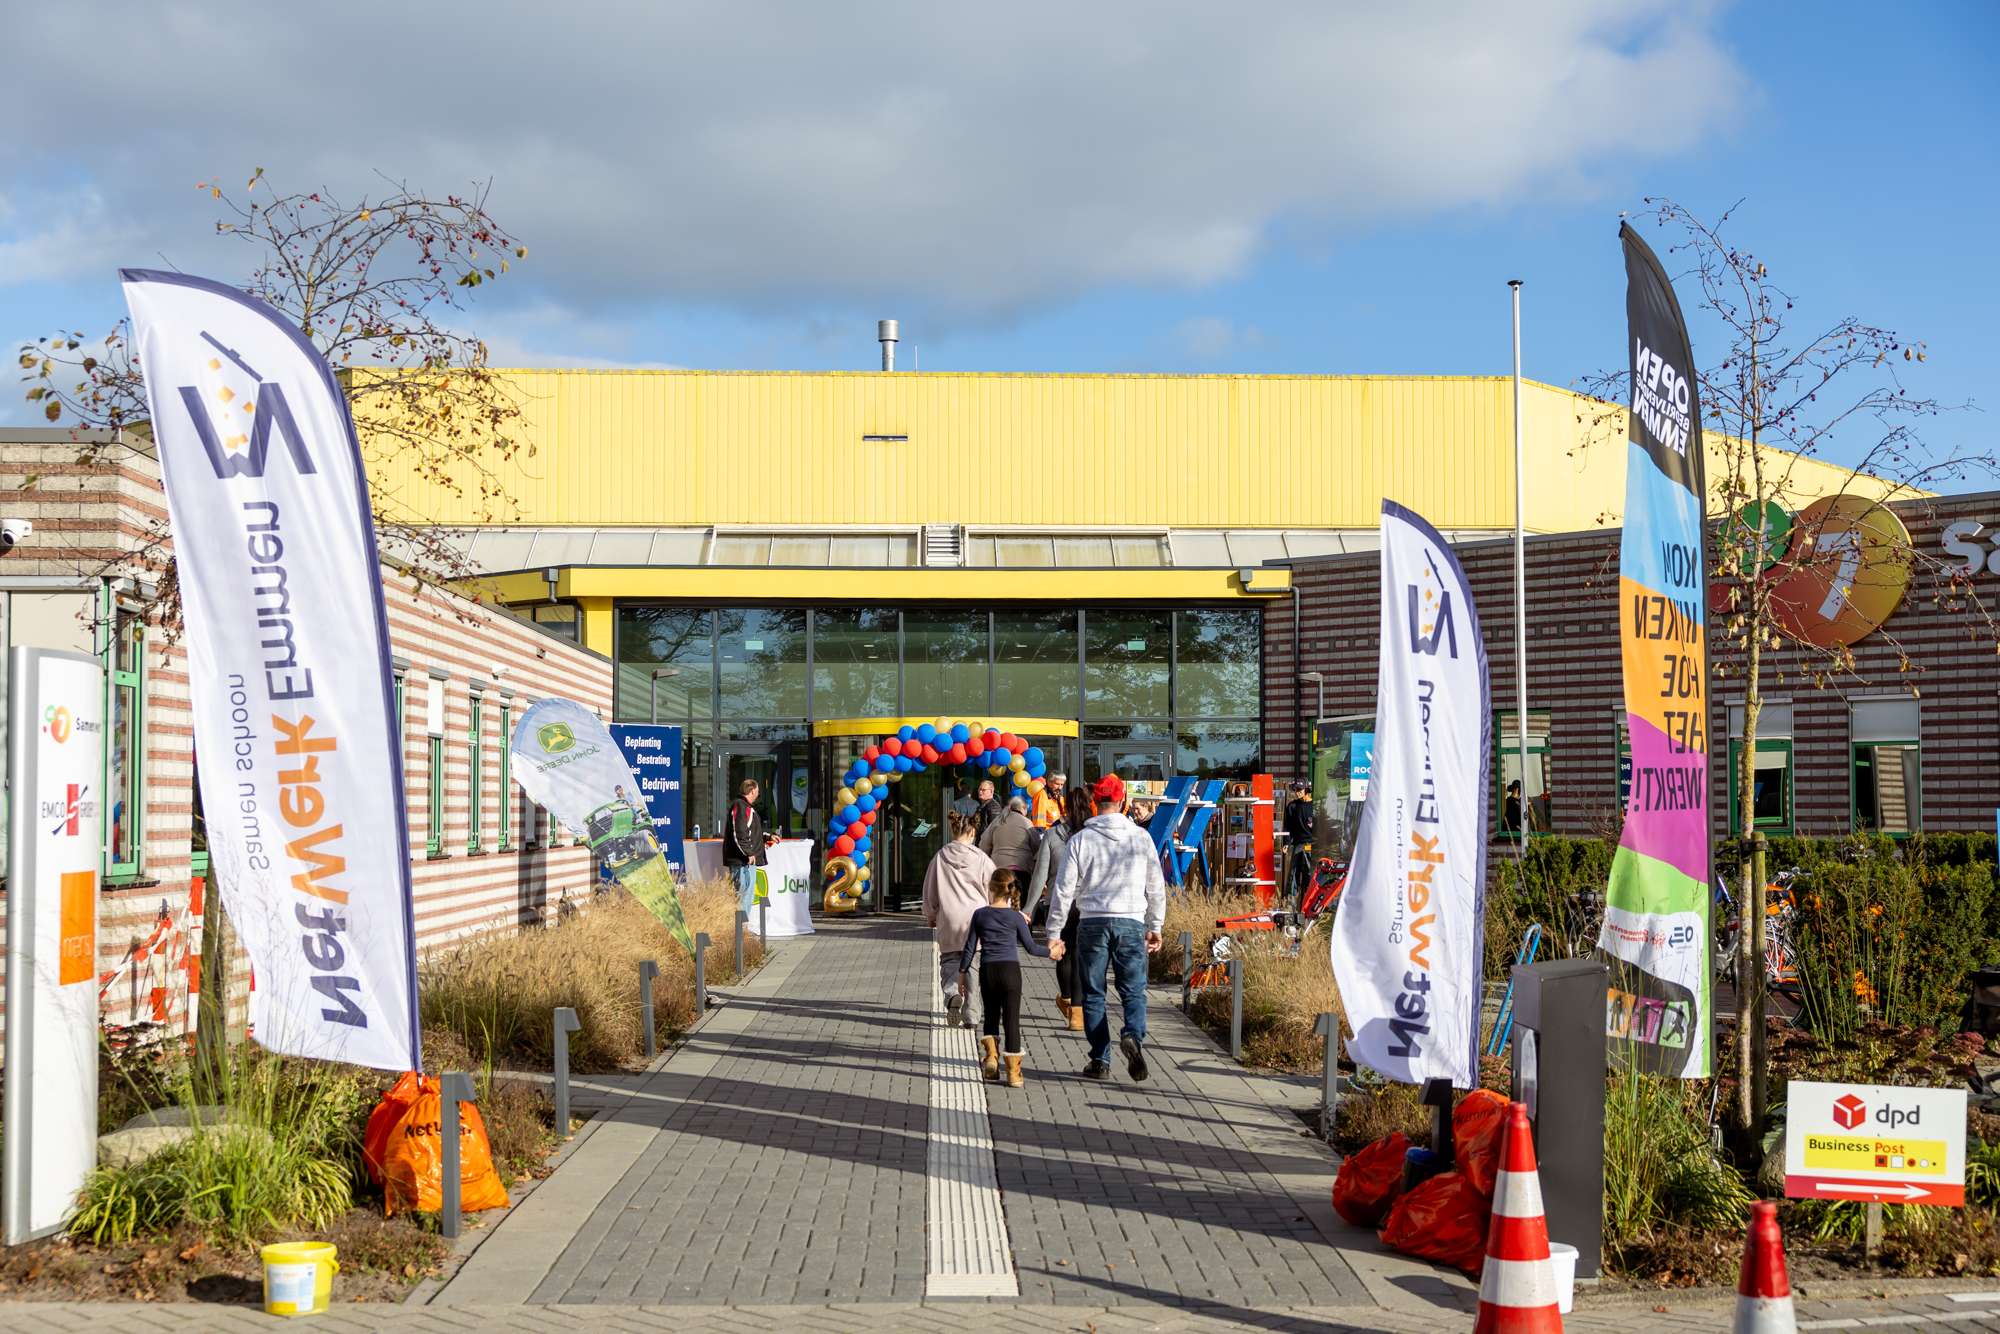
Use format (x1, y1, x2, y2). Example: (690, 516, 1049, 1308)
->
(966, 735, 986, 757)
(859, 808, 876, 825)
(883, 737, 903, 757)
(862, 745, 880, 762)
(833, 835, 855, 856)
(920, 743, 939, 764)
(982, 729, 1002, 750)
(1004, 733, 1027, 754)
(947, 742, 967, 764)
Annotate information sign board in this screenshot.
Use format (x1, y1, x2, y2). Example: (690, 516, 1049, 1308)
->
(1785, 1080, 1966, 1206)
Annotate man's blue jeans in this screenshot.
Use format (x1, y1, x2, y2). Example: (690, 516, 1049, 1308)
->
(1076, 917, 1148, 1064)
(733, 864, 758, 916)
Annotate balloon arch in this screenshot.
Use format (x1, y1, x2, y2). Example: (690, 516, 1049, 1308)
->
(822, 719, 1049, 911)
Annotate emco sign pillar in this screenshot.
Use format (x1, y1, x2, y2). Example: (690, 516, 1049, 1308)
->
(4, 646, 105, 1242)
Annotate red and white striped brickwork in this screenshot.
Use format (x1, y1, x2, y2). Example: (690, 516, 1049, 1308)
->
(0, 430, 614, 1050)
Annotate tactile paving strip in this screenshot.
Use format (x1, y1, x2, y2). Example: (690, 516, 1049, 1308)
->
(925, 955, 1020, 1298)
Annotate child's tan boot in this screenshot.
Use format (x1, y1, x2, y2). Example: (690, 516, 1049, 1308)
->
(979, 1035, 1000, 1081)
(1004, 1051, 1025, 1088)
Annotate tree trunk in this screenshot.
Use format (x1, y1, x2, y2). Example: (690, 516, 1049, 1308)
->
(1750, 830, 1769, 1133)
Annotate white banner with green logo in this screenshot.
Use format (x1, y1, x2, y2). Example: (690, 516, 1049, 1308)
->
(756, 840, 815, 938)
(510, 698, 693, 952)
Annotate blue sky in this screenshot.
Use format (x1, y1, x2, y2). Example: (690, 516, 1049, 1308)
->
(3, 2, 1993, 479)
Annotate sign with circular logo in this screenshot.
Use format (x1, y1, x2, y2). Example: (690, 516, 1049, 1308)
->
(1763, 495, 1913, 649)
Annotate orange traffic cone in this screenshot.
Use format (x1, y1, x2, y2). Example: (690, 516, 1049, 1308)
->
(1733, 1201, 1796, 1334)
(1472, 1101, 1563, 1333)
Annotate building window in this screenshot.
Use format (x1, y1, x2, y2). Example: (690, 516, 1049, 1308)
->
(467, 687, 485, 853)
(994, 610, 1077, 718)
(106, 612, 144, 882)
(1495, 710, 1553, 837)
(530, 602, 582, 642)
(1726, 702, 1794, 836)
(903, 610, 988, 715)
(616, 606, 714, 722)
(813, 608, 900, 717)
(1851, 698, 1921, 835)
(425, 672, 448, 858)
(497, 696, 514, 851)
(1175, 608, 1260, 718)
(1084, 609, 1171, 718)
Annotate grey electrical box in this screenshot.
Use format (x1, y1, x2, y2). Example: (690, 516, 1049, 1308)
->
(1509, 957, 1608, 1280)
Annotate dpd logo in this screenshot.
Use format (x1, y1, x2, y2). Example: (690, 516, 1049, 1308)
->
(43, 703, 72, 744)
(177, 331, 316, 479)
(538, 723, 575, 754)
(1833, 1093, 1866, 1130)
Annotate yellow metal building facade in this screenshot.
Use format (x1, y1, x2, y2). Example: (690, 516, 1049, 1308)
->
(367, 367, 1867, 904)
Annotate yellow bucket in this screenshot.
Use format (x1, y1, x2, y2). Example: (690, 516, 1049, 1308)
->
(260, 1241, 338, 1317)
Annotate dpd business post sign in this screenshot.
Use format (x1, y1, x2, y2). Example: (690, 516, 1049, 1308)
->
(1785, 1080, 1967, 1206)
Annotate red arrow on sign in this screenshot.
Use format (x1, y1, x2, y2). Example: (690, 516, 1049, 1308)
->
(1786, 1176, 1964, 1207)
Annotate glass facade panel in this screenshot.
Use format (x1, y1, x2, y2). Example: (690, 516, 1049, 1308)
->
(1052, 537, 1114, 567)
(993, 610, 1077, 717)
(718, 608, 807, 717)
(1176, 723, 1260, 779)
(1176, 608, 1260, 717)
(1496, 710, 1554, 836)
(1084, 610, 1170, 717)
(812, 609, 899, 717)
(903, 611, 988, 715)
(617, 607, 714, 722)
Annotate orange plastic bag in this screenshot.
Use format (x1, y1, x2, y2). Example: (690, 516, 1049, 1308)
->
(1378, 1169, 1491, 1276)
(363, 1072, 510, 1217)
(1453, 1088, 1509, 1198)
(1332, 1132, 1409, 1228)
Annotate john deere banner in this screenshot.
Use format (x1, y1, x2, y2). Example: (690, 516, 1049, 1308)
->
(1599, 223, 1712, 1077)
(511, 699, 694, 952)
(1330, 501, 1490, 1088)
(123, 270, 420, 1072)
(758, 839, 816, 938)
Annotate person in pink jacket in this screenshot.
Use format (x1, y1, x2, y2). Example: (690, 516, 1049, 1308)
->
(923, 809, 995, 1027)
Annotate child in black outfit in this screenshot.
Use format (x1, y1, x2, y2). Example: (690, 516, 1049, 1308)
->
(958, 869, 1064, 1087)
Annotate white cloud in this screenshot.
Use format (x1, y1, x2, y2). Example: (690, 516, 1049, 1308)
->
(468, 304, 683, 371)
(0, 2, 1746, 324)
(1170, 316, 1268, 363)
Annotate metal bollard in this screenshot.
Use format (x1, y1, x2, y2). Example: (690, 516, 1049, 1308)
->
(439, 1071, 475, 1240)
(1314, 1012, 1341, 1139)
(1228, 957, 1244, 1061)
(553, 1006, 581, 1139)
(695, 932, 711, 1014)
(759, 900, 768, 951)
(735, 909, 747, 977)
(1180, 931, 1193, 1014)
(640, 960, 659, 1062)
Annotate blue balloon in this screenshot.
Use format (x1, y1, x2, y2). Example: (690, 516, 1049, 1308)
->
(852, 848, 868, 867)
(916, 723, 937, 744)
(1027, 761, 1045, 779)
(896, 755, 914, 772)
(853, 835, 871, 853)
(1024, 747, 1044, 766)
(847, 764, 868, 784)
(840, 803, 861, 823)
(829, 821, 849, 840)
(897, 725, 916, 741)
(877, 754, 896, 772)
(951, 723, 970, 743)
(857, 793, 877, 812)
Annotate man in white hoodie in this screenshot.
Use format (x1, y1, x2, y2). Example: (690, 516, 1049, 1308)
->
(1044, 773, 1167, 1081)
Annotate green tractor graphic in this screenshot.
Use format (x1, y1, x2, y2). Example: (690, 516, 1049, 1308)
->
(585, 786, 659, 877)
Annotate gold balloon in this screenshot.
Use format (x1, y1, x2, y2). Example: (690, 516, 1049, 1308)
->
(854, 777, 872, 796)
(836, 787, 856, 808)
(1008, 754, 1026, 771)
(1011, 770, 1031, 788)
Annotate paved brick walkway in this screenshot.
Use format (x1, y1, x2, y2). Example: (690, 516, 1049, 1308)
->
(4, 914, 1990, 1329)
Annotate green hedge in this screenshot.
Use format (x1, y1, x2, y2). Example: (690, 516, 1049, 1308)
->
(1483, 833, 1997, 1038)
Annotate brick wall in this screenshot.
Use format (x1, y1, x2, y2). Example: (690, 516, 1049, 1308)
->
(0, 430, 614, 1049)
(1264, 492, 2000, 839)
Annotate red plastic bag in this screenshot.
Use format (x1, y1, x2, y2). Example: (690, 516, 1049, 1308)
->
(362, 1071, 424, 1187)
(1454, 1088, 1509, 1198)
(361, 1072, 510, 1217)
(1332, 1132, 1409, 1228)
(1378, 1169, 1491, 1276)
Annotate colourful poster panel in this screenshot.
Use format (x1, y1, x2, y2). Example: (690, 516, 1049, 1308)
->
(1600, 224, 1712, 1077)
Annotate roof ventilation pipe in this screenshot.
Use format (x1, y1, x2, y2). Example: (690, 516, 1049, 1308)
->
(878, 319, 898, 371)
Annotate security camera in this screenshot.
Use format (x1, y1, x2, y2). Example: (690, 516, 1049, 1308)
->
(0, 518, 30, 555)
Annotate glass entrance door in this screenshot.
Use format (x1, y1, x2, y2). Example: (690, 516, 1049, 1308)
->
(715, 742, 809, 844)
(1087, 741, 1172, 784)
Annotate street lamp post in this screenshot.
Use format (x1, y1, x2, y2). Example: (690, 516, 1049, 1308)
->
(1300, 671, 1326, 728)
(649, 667, 680, 725)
